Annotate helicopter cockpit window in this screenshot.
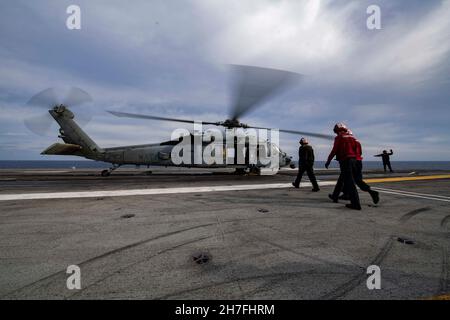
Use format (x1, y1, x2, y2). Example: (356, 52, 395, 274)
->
(258, 144, 270, 157)
(272, 144, 281, 154)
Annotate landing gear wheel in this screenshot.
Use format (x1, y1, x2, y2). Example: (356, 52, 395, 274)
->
(101, 164, 121, 177)
(101, 170, 111, 177)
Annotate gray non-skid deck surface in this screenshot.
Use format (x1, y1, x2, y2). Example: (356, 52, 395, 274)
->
(0, 169, 449, 299)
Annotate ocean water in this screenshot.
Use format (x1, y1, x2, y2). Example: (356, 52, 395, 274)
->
(1, 160, 450, 171)
(0, 160, 109, 169)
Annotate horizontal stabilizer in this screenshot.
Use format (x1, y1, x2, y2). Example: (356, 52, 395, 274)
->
(41, 143, 83, 156)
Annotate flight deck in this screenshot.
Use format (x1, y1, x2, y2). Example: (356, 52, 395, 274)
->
(0, 168, 449, 300)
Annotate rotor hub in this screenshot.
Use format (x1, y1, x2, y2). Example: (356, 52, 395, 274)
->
(53, 104, 67, 113)
(220, 119, 248, 129)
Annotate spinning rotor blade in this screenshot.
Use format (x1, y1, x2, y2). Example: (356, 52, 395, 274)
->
(24, 113, 54, 136)
(25, 88, 58, 136)
(61, 87, 93, 127)
(108, 111, 219, 126)
(277, 129, 334, 140)
(24, 87, 93, 136)
(247, 125, 334, 140)
(27, 88, 58, 108)
(62, 87, 92, 107)
(230, 65, 302, 120)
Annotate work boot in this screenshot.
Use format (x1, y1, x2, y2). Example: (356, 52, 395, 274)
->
(292, 182, 299, 189)
(328, 194, 338, 203)
(369, 190, 380, 204)
(345, 204, 362, 210)
(312, 188, 320, 192)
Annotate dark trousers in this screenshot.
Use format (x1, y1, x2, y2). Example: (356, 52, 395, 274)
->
(354, 161, 372, 192)
(332, 160, 372, 198)
(331, 173, 345, 199)
(339, 158, 360, 207)
(294, 164, 319, 190)
(383, 161, 393, 172)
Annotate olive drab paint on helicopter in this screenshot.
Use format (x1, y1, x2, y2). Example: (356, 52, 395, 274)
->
(41, 105, 291, 175)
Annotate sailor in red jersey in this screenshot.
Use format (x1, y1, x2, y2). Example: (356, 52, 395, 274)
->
(329, 129, 379, 205)
(325, 123, 361, 210)
(353, 134, 380, 204)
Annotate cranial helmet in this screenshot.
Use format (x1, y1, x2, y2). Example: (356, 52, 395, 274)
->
(333, 122, 348, 134)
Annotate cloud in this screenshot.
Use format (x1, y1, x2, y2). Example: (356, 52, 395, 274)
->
(200, 0, 358, 71)
(0, 0, 449, 161)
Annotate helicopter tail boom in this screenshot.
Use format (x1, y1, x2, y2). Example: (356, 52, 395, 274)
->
(45, 106, 103, 159)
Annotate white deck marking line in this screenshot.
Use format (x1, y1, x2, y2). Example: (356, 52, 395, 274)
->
(0, 181, 337, 201)
(373, 188, 450, 203)
(1, 181, 448, 203)
(373, 187, 450, 200)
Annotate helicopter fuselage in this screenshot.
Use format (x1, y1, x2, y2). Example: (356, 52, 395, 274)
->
(100, 138, 292, 169)
(42, 106, 293, 175)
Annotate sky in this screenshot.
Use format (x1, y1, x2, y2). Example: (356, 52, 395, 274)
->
(0, 0, 449, 161)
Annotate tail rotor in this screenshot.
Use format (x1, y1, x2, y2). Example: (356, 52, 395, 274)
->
(24, 87, 93, 136)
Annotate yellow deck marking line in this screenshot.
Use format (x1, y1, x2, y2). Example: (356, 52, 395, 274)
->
(365, 175, 450, 202)
(424, 294, 450, 300)
(365, 174, 450, 183)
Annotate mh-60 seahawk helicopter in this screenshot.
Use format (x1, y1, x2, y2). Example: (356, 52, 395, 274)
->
(24, 65, 333, 176)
